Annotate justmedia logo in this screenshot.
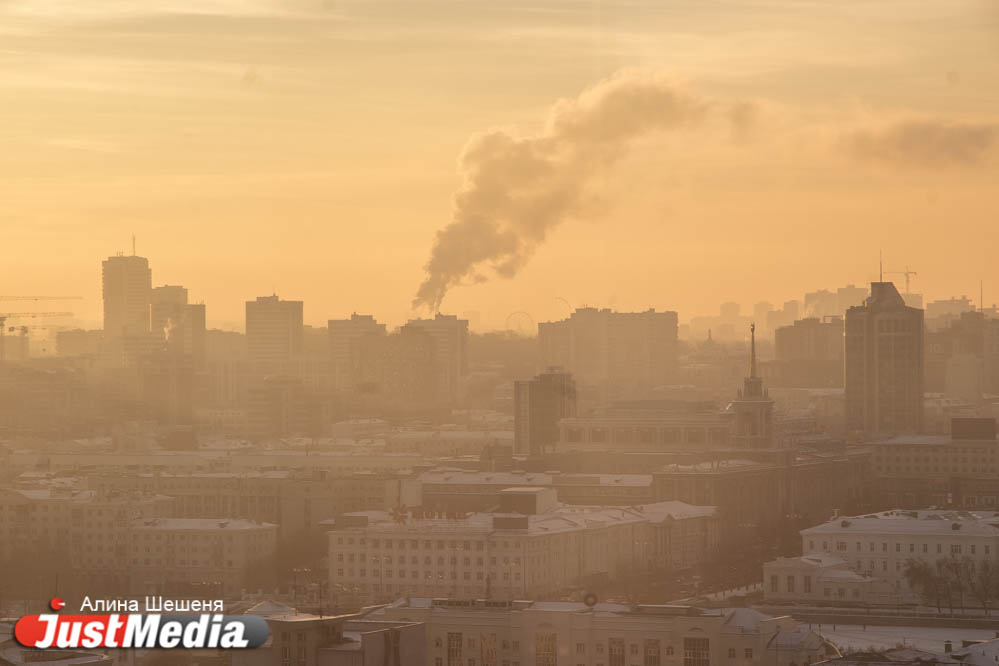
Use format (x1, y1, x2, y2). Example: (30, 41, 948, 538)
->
(14, 598, 269, 649)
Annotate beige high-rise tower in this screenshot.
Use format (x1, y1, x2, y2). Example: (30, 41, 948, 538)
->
(102, 254, 152, 340)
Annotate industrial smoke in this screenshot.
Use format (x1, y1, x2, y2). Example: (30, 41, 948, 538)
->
(412, 71, 712, 312)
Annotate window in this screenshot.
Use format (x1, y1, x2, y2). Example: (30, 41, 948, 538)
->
(803, 576, 812, 594)
(728, 648, 737, 659)
(645, 639, 662, 666)
(683, 638, 710, 666)
(536, 633, 558, 666)
(745, 649, 753, 659)
(448, 633, 464, 666)
(786, 575, 795, 593)
(609, 638, 625, 666)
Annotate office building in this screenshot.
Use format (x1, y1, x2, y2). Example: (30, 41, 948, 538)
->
(351, 327, 437, 405)
(845, 282, 924, 438)
(402, 314, 469, 402)
(128, 517, 277, 598)
(246, 295, 304, 363)
(329, 313, 386, 390)
(513, 368, 577, 456)
(328, 488, 718, 604)
(151, 285, 188, 335)
(765, 317, 843, 388)
(538, 307, 678, 395)
(102, 254, 152, 340)
(869, 417, 999, 509)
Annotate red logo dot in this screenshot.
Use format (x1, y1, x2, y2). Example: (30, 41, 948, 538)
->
(49, 598, 65, 611)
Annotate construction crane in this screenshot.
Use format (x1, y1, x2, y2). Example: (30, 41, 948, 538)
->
(886, 266, 918, 294)
(0, 311, 74, 362)
(0, 296, 82, 301)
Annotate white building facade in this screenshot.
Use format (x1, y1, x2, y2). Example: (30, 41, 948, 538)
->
(329, 489, 718, 605)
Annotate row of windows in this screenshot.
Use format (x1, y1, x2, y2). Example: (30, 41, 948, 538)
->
(811, 540, 990, 556)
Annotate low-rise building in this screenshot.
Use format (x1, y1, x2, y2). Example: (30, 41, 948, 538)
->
(419, 470, 655, 512)
(764, 508, 999, 606)
(373, 598, 829, 666)
(128, 517, 278, 598)
(328, 488, 718, 605)
(870, 418, 999, 509)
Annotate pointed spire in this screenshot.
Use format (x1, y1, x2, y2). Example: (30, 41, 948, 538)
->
(749, 322, 757, 378)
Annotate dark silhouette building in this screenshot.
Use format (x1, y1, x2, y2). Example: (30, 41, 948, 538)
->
(514, 367, 577, 456)
(845, 282, 924, 438)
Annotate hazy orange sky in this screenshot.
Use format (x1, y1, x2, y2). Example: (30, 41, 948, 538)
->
(1, 0, 997, 331)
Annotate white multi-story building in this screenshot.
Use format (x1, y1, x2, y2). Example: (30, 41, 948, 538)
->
(128, 517, 278, 597)
(764, 509, 999, 605)
(373, 598, 828, 666)
(329, 488, 718, 605)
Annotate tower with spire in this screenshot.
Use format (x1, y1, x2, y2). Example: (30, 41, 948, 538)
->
(729, 322, 777, 450)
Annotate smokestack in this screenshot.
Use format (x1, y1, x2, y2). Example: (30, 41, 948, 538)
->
(413, 71, 733, 311)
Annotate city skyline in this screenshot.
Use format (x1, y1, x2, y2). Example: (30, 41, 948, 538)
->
(2, 0, 997, 329)
(4, 245, 996, 333)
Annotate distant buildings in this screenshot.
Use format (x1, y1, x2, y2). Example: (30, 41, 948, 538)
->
(925, 311, 999, 401)
(763, 317, 843, 388)
(151, 284, 206, 367)
(88, 469, 422, 538)
(328, 313, 386, 390)
(926, 296, 976, 328)
(246, 295, 304, 363)
(328, 487, 718, 604)
(513, 367, 577, 456)
(418, 470, 656, 511)
(538, 307, 678, 396)
(845, 282, 924, 438)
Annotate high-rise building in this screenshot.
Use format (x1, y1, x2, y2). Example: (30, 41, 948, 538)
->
(102, 254, 152, 339)
(513, 367, 577, 456)
(351, 327, 436, 404)
(245, 295, 303, 363)
(329, 314, 386, 390)
(764, 316, 843, 387)
(845, 282, 924, 437)
(401, 313, 468, 402)
(538, 307, 678, 395)
(150, 285, 206, 368)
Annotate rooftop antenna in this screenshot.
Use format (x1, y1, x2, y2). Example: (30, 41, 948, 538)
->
(879, 249, 883, 282)
(749, 322, 757, 378)
(131, 234, 136, 256)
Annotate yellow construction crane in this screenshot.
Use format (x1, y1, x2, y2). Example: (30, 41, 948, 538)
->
(0, 311, 74, 361)
(886, 266, 918, 294)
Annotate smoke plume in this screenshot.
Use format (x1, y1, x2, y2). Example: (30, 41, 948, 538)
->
(845, 119, 997, 167)
(413, 72, 710, 311)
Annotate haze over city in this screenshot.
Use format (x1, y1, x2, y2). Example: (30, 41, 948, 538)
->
(2, 0, 998, 329)
(3, 1, 999, 665)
